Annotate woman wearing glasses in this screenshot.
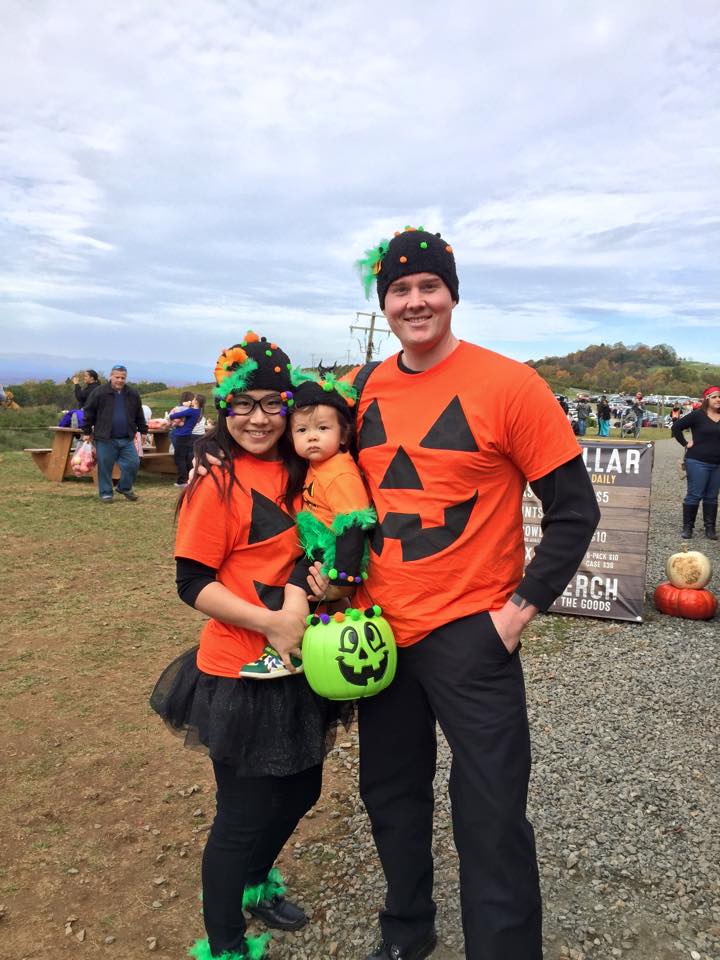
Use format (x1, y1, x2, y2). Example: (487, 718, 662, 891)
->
(151, 332, 348, 960)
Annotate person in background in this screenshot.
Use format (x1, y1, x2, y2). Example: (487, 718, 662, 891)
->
(168, 393, 202, 488)
(72, 369, 101, 407)
(575, 395, 592, 436)
(82, 365, 148, 503)
(630, 393, 645, 438)
(191, 394, 208, 437)
(596, 395, 611, 437)
(671, 386, 720, 540)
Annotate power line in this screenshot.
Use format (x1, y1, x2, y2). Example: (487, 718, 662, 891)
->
(350, 312, 391, 363)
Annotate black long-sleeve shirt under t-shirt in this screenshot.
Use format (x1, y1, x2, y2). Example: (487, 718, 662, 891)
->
(175, 454, 599, 614)
(671, 410, 720, 464)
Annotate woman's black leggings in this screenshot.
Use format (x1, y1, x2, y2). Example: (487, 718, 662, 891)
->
(202, 761, 322, 956)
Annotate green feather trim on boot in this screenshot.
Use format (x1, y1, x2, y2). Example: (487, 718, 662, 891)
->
(265, 866, 286, 898)
(296, 508, 376, 577)
(331, 506, 377, 536)
(296, 511, 336, 562)
(188, 932, 271, 960)
(241, 867, 287, 909)
(245, 933, 272, 960)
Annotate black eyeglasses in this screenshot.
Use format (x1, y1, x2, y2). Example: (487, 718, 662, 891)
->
(228, 395, 284, 416)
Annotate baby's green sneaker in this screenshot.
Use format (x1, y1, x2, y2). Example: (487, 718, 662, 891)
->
(240, 646, 303, 679)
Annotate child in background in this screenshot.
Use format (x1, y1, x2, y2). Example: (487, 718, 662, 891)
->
(168, 392, 202, 488)
(168, 391, 195, 430)
(240, 374, 376, 679)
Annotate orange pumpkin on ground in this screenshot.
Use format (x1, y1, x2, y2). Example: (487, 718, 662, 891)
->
(654, 582, 717, 620)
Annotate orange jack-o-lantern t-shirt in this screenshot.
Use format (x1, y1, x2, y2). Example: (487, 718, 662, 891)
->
(174, 457, 301, 677)
(355, 342, 581, 647)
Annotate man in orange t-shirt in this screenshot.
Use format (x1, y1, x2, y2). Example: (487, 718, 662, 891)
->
(348, 228, 600, 960)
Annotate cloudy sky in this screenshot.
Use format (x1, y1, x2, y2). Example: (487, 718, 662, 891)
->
(1, 0, 719, 381)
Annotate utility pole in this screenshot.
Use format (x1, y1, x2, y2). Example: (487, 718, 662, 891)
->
(350, 311, 391, 363)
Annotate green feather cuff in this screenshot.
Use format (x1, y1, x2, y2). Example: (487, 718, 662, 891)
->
(241, 867, 286, 909)
(330, 506, 377, 536)
(296, 508, 376, 577)
(296, 510, 337, 561)
(189, 932, 270, 960)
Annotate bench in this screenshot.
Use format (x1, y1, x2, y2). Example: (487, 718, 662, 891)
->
(138, 451, 175, 476)
(25, 427, 175, 481)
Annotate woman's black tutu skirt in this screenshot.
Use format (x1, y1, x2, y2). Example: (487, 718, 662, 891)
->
(150, 647, 353, 776)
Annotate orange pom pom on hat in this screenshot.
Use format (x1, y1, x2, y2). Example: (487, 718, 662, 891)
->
(212, 330, 292, 412)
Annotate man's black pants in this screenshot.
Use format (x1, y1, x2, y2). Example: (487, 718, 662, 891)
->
(358, 612, 542, 960)
(202, 761, 322, 956)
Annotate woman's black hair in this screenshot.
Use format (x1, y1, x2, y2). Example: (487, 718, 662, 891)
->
(175, 412, 305, 519)
(86, 369, 99, 381)
(194, 393, 206, 410)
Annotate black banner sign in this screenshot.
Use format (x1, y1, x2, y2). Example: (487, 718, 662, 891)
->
(524, 440, 654, 622)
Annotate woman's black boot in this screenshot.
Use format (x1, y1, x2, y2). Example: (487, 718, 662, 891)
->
(703, 500, 718, 540)
(681, 503, 699, 539)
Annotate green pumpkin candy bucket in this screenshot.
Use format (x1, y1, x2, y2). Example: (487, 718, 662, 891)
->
(302, 605, 397, 700)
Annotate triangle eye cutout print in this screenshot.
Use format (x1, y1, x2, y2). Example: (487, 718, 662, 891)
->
(419, 396, 478, 452)
(248, 490, 295, 544)
(254, 581, 285, 611)
(379, 447, 423, 489)
(358, 398, 387, 450)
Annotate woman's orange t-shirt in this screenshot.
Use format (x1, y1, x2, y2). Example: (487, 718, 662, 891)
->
(354, 342, 581, 646)
(175, 456, 301, 677)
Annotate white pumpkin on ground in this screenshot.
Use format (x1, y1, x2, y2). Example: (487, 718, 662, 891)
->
(666, 545, 712, 590)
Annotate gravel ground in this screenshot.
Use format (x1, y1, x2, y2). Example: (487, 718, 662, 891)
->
(269, 438, 720, 960)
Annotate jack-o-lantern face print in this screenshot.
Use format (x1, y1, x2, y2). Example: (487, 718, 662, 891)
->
(359, 393, 479, 561)
(302, 610, 398, 700)
(336, 620, 390, 686)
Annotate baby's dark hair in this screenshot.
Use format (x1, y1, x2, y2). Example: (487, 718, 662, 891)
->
(180, 390, 195, 403)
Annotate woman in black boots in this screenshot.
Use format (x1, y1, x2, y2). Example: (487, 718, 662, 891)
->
(151, 332, 349, 960)
(671, 386, 720, 539)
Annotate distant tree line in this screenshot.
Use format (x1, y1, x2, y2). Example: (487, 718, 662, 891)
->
(6, 378, 168, 408)
(527, 343, 720, 396)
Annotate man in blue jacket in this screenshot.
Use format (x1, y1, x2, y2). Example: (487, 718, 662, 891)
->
(82, 365, 148, 502)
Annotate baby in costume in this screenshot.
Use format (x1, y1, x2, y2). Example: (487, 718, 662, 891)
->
(241, 373, 376, 679)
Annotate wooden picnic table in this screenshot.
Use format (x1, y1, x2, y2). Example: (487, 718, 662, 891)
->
(24, 427, 176, 482)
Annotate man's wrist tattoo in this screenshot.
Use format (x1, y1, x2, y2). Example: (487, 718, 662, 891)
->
(510, 592, 532, 611)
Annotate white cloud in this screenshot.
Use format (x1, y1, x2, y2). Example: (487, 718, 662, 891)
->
(1, 0, 719, 369)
